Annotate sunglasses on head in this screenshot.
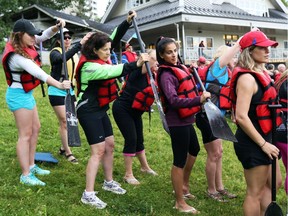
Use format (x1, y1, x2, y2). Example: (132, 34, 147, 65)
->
(64, 36, 71, 40)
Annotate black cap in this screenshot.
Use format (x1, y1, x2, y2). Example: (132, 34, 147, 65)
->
(13, 19, 42, 36)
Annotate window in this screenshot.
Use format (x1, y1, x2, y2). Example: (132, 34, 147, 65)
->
(223, 34, 239, 46)
(186, 36, 214, 60)
(126, 0, 150, 9)
(186, 36, 213, 48)
(284, 40, 288, 49)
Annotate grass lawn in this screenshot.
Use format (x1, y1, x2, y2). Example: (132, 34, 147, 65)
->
(0, 64, 287, 216)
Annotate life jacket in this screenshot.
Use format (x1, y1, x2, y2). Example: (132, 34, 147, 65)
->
(230, 67, 281, 135)
(49, 47, 79, 87)
(75, 56, 118, 107)
(2, 42, 41, 92)
(121, 73, 155, 111)
(275, 77, 288, 115)
(122, 51, 137, 62)
(197, 61, 232, 110)
(158, 64, 201, 118)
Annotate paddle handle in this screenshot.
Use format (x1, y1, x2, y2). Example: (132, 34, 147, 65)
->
(268, 104, 282, 202)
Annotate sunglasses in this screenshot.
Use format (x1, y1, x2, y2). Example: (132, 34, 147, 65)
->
(64, 36, 71, 40)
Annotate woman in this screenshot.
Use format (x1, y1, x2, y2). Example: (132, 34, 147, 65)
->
(156, 37, 210, 214)
(195, 43, 239, 202)
(75, 11, 149, 209)
(275, 70, 287, 194)
(2, 18, 71, 186)
(112, 49, 158, 185)
(230, 30, 282, 215)
(49, 28, 92, 164)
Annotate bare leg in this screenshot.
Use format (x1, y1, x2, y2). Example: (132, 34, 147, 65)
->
(102, 136, 114, 182)
(85, 142, 105, 192)
(136, 150, 151, 170)
(124, 155, 134, 178)
(183, 154, 197, 195)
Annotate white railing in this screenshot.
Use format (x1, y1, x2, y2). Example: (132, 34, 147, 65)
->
(184, 47, 287, 64)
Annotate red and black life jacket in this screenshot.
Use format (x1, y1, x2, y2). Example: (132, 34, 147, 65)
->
(158, 64, 201, 118)
(122, 51, 137, 62)
(230, 67, 281, 135)
(2, 42, 41, 92)
(75, 56, 118, 107)
(121, 73, 155, 111)
(197, 61, 232, 110)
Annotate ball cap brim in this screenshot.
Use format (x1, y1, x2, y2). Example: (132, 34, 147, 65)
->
(13, 18, 42, 36)
(239, 30, 278, 49)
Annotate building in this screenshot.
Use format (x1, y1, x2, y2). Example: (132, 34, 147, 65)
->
(101, 0, 288, 64)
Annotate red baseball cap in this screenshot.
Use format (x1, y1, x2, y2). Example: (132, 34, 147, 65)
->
(239, 30, 278, 50)
(125, 43, 131, 49)
(198, 56, 206, 63)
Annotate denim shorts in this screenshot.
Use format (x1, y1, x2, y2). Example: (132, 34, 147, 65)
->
(6, 87, 36, 111)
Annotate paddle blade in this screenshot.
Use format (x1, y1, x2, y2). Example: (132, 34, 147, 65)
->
(264, 202, 283, 216)
(204, 101, 237, 142)
(65, 93, 81, 147)
(155, 100, 170, 135)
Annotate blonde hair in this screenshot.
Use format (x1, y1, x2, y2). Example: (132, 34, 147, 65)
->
(9, 32, 33, 60)
(236, 47, 265, 73)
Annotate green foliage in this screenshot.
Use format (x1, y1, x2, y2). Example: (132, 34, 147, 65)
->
(0, 64, 287, 215)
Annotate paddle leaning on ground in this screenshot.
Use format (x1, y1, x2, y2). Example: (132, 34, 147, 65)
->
(265, 104, 283, 216)
(191, 67, 237, 142)
(130, 13, 170, 135)
(58, 25, 81, 147)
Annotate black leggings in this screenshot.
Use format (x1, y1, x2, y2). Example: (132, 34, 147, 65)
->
(170, 125, 200, 168)
(112, 100, 144, 155)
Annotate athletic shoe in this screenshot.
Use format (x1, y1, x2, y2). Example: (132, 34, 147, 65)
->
(20, 173, 46, 186)
(102, 180, 126, 194)
(81, 191, 107, 209)
(30, 165, 50, 176)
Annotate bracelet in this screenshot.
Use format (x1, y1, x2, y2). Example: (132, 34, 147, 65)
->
(260, 141, 266, 148)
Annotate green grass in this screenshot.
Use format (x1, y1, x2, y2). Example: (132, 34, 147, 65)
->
(0, 65, 287, 216)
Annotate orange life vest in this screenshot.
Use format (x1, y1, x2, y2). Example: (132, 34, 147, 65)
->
(197, 61, 232, 110)
(158, 64, 201, 118)
(2, 42, 41, 92)
(75, 56, 118, 107)
(230, 67, 281, 134)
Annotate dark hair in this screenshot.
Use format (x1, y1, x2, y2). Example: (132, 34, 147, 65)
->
(267, 64, 275, 70)
(81, 32, 112, 60)
(155, 36, 177, 65)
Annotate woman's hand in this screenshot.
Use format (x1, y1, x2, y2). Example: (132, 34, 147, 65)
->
(61, 80, 71, 90)
(127, 11, 137, 23)
(261, 142, 280, 160)
(136, 53, 149, 67)
(52, 18, 66, 32)
(200, 91, 211, 103)
(80, 32, 93, 45)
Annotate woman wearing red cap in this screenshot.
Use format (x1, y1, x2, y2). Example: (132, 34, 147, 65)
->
(2, 18, 71, 186)
(230, 30, 282, 215)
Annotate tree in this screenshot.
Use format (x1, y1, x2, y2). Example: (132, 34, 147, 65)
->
(281, 0, 288, 7)
(70, 0, 91, 20)
(0, 0, 73, 52)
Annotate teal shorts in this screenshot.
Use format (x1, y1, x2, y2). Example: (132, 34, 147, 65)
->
(6, 88, 36, 112)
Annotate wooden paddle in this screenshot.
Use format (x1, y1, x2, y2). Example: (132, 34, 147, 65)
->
(59, 25, 81, 147)
(130, 13, 170, 135)
(192, 67, 237, 142)
(265, 104, 283, 216)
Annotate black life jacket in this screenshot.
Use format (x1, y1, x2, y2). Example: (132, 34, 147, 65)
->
(158, 64, 200, 118)
(2, 42, 41, 92)
(75, 56, 118, 107)
(230, 67, 281, 135)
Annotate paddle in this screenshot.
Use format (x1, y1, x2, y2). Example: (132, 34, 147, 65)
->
(191, 67, 237, 142)
(265, 104, 283, 216)
(59, 25, 81, 147)
(130, 13, 170, 135)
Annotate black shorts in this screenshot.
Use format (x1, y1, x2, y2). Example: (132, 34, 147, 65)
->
(234, 128, 272, 169)
(195, 112, 218, 144)
(49, 95, 76, 106)
(78, 113, 113, 145)
(170, 125, 200, 168)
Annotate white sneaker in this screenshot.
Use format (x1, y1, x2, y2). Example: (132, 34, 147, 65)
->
(81, 191, 107, 209)
(102, 180, 126, 194)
